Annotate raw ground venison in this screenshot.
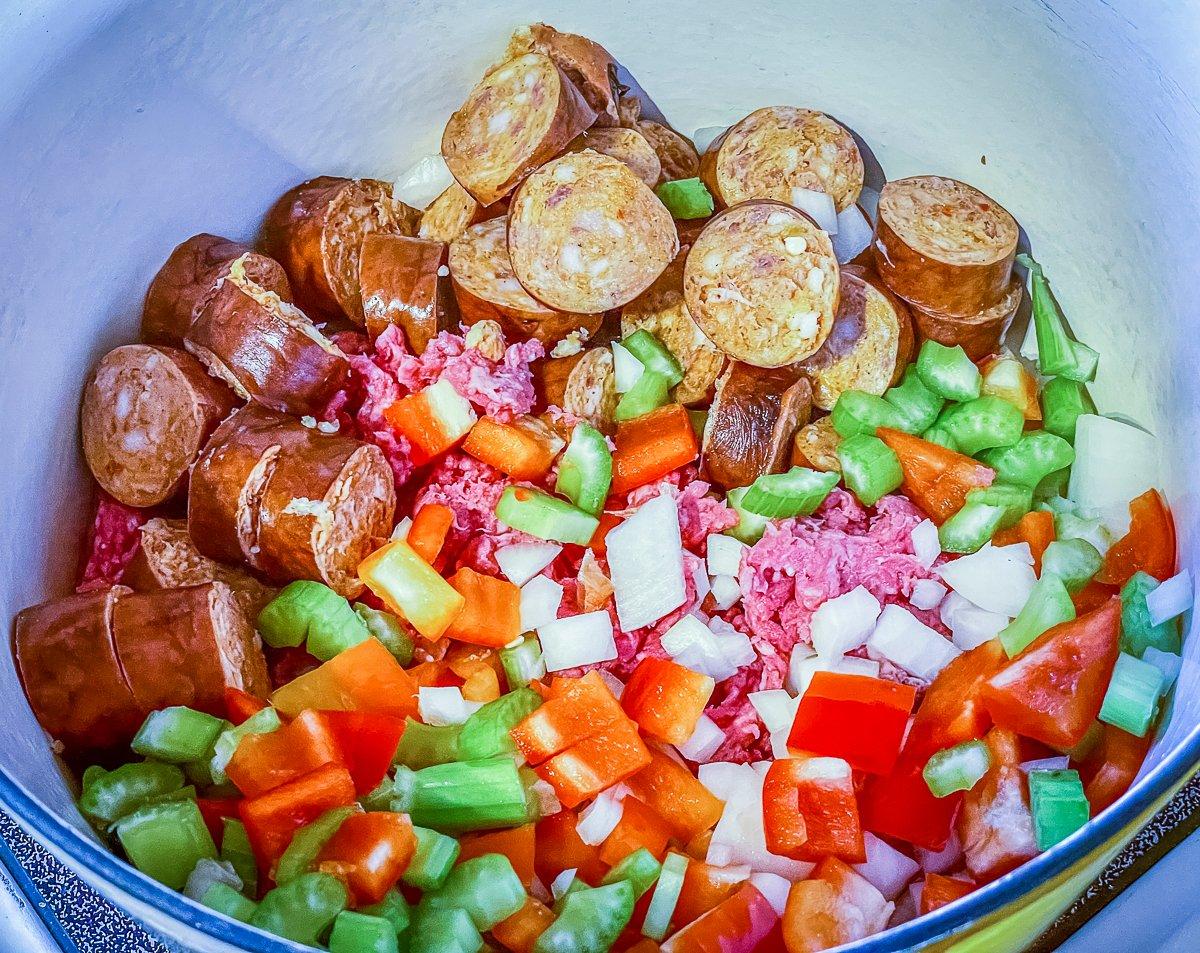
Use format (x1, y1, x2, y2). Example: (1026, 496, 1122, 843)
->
(77, 494, 147, 591)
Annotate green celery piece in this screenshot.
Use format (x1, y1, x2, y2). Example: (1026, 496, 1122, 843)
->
(884, 366, 945, 433)
(687, 409, 708, 441)
(360, 889, 412, 937)
(740, 467, 839, 519)
(939, 501, 1006, 554)
(1033, 466, 1072, 503)
(251, 872, 348, 945)
(966, 482, 1033, 530)
(353, 603, 414, 666)
(1028, 769, 1091, 850)
(115, 799, 217, 890)
(457, 688, 542, 761)
(78, 762, 185, 829)
(1041, 377, 1096, 442)
(1041, 497, 1112, 555)
(1019, 254, 1099, 383)
(258, 579, 368, 655)
(403, 826, 461, 891)
(201, 882, 257, 923)
(916, 340, 982, 402)
(621, 330, 684, 387)
(1120, 571, 1183, 657)
(552, 875, 588, 914)
(426, 853, 527, 930)
(642, 852, 687, 942)
(979, 431, 1075, 488)
(500, 635, 547, 689)
(408, 757, 533, 833)
(410, 905, 483, 953)
(131, 707, 227, 764)
(534, 881, 635, 953)
(654, 178, 715, 220)
(922, 740, 991, 797)
(394, 718, 462, 769)
(329, 910, 400, 953)
(836, 433, 903, 507)
(1040, 538, 1103, 593)
(555, 422, 613, 516)
(210, 706, 282, 786)
(999, 573, 1076, 657)
(80, 765, 108, 793)
(275, 806, 356, 886)
(614, 370, 671, 422)
(495, 486, 600, 546)
(831, 390, 906, 438)
(220, 818, 258, 898)
(1098, 652, 1166, 737)
(938, 395, 1024, 456)
(601, 847, 662, 899)
(725, 486, 771, 544)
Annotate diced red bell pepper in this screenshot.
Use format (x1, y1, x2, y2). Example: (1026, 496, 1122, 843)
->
(612, 404, 700, 496)
(674, 860, 750, 929)
(1096, 489, 1176, 586)
(226, 709, 342, 799)
(905, 640, 1006, 762)
(861, 759, 961, 853)
(446, 646, 504, 702)
(764, 757, 865, 863)
(492, 895, 556, 953)
(238, 763, 357, 875)
(535, 716, 652, 809)
(534, 809, 607, 887)
(443, 567, 522, 648)
(510, 670, 624, 765)
(197, 797, 241, 844)
(224, 687, 268, 726)
(1073, 580, 1117, 614)
(320, 710, 406, 797)
(316, 811, 416, 906)
(1080, 723, 1152, 815)
(786, 672, 917, 775)
(457, 823, 536, 889)
(782, 858, 893, 953)
(463, 415, 563, 481)
(993, 509, 1056, 575)
(978, 353, 1041, 421)
(662, 883, 779, 953)
(621, 658, 716, 746)
(599, 795, 672, 866)
(920, 873, 976, 914)
(589, 512, 623, 558)
(383, 379, 476, 461)
(957, 728, 1037, 883)
(406, 502, 454, 567)
(270, 637, 419, 721)
(876, 427, 995, 524)
(980, 598, 1121, 749)
(624, 747, 724, 844)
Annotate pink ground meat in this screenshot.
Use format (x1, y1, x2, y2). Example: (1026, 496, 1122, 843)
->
(77, 494, 147, 591)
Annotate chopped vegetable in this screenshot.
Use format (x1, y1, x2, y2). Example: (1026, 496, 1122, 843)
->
(250, 872, 348, 946)
(210, 707, 282, 786)
(131, 707, 225, 765)
(1028, 768, 1090, 849)
(966, 482, 1033, 530)
(992, 509, 1056, 574)
(724, 486, 771, 544)
(624, 748, 724, 844)
(535, 717, 651, 810)
(916, 340, 981, 402)
(938, 542, 1037, 615)
(922, 740, 990, 797)
(238, 763, 357, 872)
(258, 580, 369, 660)
(384, 378, 477, 460)
(937, 396, 1025, 456)
(464, 416, 563, 481)
(1146, 569, 1193, 625)
(782, 859, 891, 952)
(1098, 651, 1165, 737)
(831, 390, 905, 438)
(884, 366, 945, 433)
(1040, 538, 1102, 594)
(328, 910, 399, 953)
(496, 542, 563, 587)
(500, 634, 547, 689)
(655, 178, 715, 219)
(664, 883, 779, 953)
(622, 329, 685, 388)
(1096, 489, 1175, 586)
(495, 486, 600, 546)
(1041, 377, 1096, 442)
(426, 853, 527, 930)
(615, 370, 671, 422)
(359, 540, 466, 640)
(980, 431, 1074, 491)
(226, 709, 341, 799)
(621, 657, 715, 745)
(115, 799, 217, 890)
(837, 433, 903, 506)
(938, 500, 1006, 554)
(555, 422, 613, 516)
(79, 761, 186, 829)
(957, 728, 1038, 881)
(201, 882, 257, 923)
(765, 756, 865, 862)
(876, 427, 995, 524)
(919, 873, 975, 914)
(406, 502, 455, 565)
(402, 756, 534, 832)
(740, 466, 839, 518)
(998, 572, 1075, 657)
(1120, 571, 1183, 657)
(275, 805, 356, 886)
(642, 851, 688, 941)
(458, 687, 541, 761)
(866, 605, 961, 682)
(353, 604, 415, 665)
(979, 352, 1040, 419)
(403, 825, 461, 890)
(607, 492, 687, 631)
(611, 404, 699, 495)
(493, 896, 555, 953)
(1019, 254, 1099, 381)
(537, 610, 618, 672)
(534, 880, 635, 953)
(444, 567, 521, 647)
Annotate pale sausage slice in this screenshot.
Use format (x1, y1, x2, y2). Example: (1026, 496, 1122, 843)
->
(261, 176, 418, 323)
(560, 347, 619, 434)
(568, 127, 662, 188)
(450, 217, 599, 344)
(701, 362, 813, 490)
(700, 107, 864, 212)
(418, 182, 490, 244)
(636, 120, 700, 184)
(798, 269, 914, 410)
(621, 256, 724, 406)
(508, 150, 678, 313)
(792, 416, 842, 473)
(909, 278, 1024, 361)
(505, 23, 620, 125)
(81, 344, 236, 508)
(359, 234, 459, 350)
(186, 263, 349, 416)
(872, 175, 1019, 317)
(442, 52, 597, 206)
(142, 234, 291, 346)
(683, 200, 839, 367)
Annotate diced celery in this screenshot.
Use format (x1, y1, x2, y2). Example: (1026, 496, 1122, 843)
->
(500, 634, 547, 689)
(359, 889, 411, 937)
(210, 707, 281, 785)
(115, 800, 217, 890)
(1029, 769, 1090, 850)
(641, 852, 688, 942)
(980, 431, 1075, 489)
(1040, 538, 1103, 593)
(353, 603, 414, 666)
(654, 178, 715, 220)
(220, 818, 258, 898)
(831, 390, 905, 438)
(329, 910, 400, 953)
(966, 482, 1033, 530)
(1099, 652, 1166, 737)
(621, 330, 684, 387)
(251, 872, 348, 945)
(884, 366, 945, 433)
(393, 718, 462, 769)
(916, 340, 982, 402)
(78, 762, 185, 828)
(555, 422, 613, 516)
(939, 501, 1006, 554)
(403, 826, 461, 891)
(1041, 377, 1096, 443)
(740, 467, 839, 519)
(1019, 254, 1099, 383)
(938, 396, 1025, 455)
(614, 370, 671, 421)
(726, 486, 771, 544)
(601, 847, 662, 899)
(426, 853, 527, 930)
(457, 688, 542, 761)
(258, 580, 368, 659)
(922, 740, 991, 797)
(131, 707, 227, 764)
(998, 573, 1076, 657)
(1120, 572, 1183, 658)
(408, 757, 533, 832)
(496, 487, 600, 546)
(410, 905, 482, 953)
(202, 882, 257, 923)
(275, 806, 356, 885)
(534, 881, 635, 953)
(837, 434, 902, 507)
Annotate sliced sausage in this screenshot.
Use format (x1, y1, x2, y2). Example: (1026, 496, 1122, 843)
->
(359, 233, 459, 350)
(683, 200, 839, 367)
(792, 416, 842, 473)
(418, 182, 490, 244)
(559, 346, 619, 434)
(872, 175, 1019, 317)
(505, 23, 620, 125)
(442, 52, 597, 206)
(699, 107, 864, 212)
(261, 176, 418, 323)
(81, 344, 236, 508)
(186, 264, 350, 415)
(123, 517, 277, 619)
(636, 120, 700, 184)
(142, 234, 291, 346)
(701, 362, 813, 490)
(449, 217, 599, 344)
(508, 150, 678, 313)
(621, 256, 724, 406)
(909, 278, 1024, 361)
(568, 127, 662, 188)
(797, 269, 914, 410)
(111, 583, 269, 717)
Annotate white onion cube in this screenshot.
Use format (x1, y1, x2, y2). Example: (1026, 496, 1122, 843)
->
(811, 586, 882, 658)
(852, 832, 921, 901)
(419, 686, 483, 726)
(938, 543, 1037, 616)
(520, 575, 564, 632)
(911, 519, 941, 569)
(607, 494, 687, 631)
(910, 579, 947, 611)
(1147, 570, 1193, 626)
(832, 203, 873, 263)
(709, 574, 742, 611)
(498, 542, 563, 587)
(748, 690, 799, 734)
(940, 591, 1009, 651)
(706, 534, 748, 577)
(537, 611, 617, 672)
(867, 605, 961, 680)
(679, 715, 726, 763)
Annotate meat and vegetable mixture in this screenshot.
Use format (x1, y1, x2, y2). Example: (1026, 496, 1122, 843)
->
(13, 22, 1188, 953)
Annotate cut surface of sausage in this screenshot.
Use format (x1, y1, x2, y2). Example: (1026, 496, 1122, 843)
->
(909, 278, 1024, 360)
(792, 415, 842, 473)
(683, 200, 839, 367)
(505, 23, 620, 125)
(508, 150, 678, 313)
(621, 256, 724, 405)
(81, 344, 236, 508)
(450, 217, 598, 344)
(700, 106, 864, 212)
(798, 269, 914, 410)
(873, 175, 1018, 317)
(561, 346, 619, 434)
(142, 233, 291, 346)
(568, 127, 662, 188)
(360, 233, 458, 350)
(636, 120, 700, 184)
(442, 52, 597, 206)
(261, 176, 417, 323)
(418, 182, 489, 244)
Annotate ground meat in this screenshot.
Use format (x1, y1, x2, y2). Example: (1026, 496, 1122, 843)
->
(76, 494, 148, 591)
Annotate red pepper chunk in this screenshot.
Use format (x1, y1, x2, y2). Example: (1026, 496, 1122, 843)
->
(196, 797, 241, 844)
(980, 598, 1121, 750)
(919, 873, 976, 914)
(957, 728, 1037, 883)
(992, 509, 1056, 575)
(492, 896, 556, 953)
(624, 747, 724, 844)
(763, 756, 865, 863)
(861, 760, 962, 853)
(319, 710, 406, 797)
(1096, 489, 1176, 586)
(270, 637, 419, 721)
(782, 858, 893, 953)
(510, 671, 624, 765)
(599, 795, 672, 866)
(316, 811, 416, 906)
(611, 404, 700, 496)
(535, 716, 652, 809)
(787, 672, 916, 775)
(662, 883, 779, 953)
(224, 687, 268, 726)
(621, 658, 715, 746)
(443, 567, 521, 648)
(458, 823, 537, 889)
(226, 709, 342, 799)
(876, 427, 995, 524)
(406, 502, 454, 566)
(1080, 723, 1153, 815)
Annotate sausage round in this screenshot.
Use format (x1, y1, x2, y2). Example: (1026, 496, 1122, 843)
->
(418, 182, 490, 244)
(636, 120, 700, 184)
(359, 233, 459, 350)
(621, 256, 724, 406)
(442, 52, 597, 206)
(792, 416, 842, 473)
(568, 127, 662, 188)
(560, 346, 619, 434)
(81, 344, 236, 508)
(186, 265, 350, 415)
(683, 200, 840, 367)
(508, 150, 679, 313)
(261, 176, 418, 323)
(909, 277, 1024, 361)
(505, 23, 620, 125)
(872, 175, 1019, 317)
(699, 107, 864, 212)
(142, 234, 292, 346)
(449, 217, 599, 344)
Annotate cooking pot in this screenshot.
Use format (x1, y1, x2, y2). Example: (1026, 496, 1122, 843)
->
(0, 0, 1196, 950)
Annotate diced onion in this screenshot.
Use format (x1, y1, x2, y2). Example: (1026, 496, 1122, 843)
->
(497, 542, 563, 587)
(183, 858, 241, 903)
(910, 579, 947, 611)
(692, 560, 712, 604)
(608, 494, 687, 631)
(1019, 756, 1070, 774)
(390, 516, 412, 542)
(706, 534, 749, 577)
(662, 615, 734, 681)
(709, 574, 742, 611)
(748, 690, 799, 735)
(679, 715, 726, 763)
(530, 778, 562, 817)
(1142, 646, 1184, 688)
(691, 125, 730, 154)
(789, 187, 838, 234)
(914, 829, 962, 874)
(832, 203, 873, 263)
(550, 868, 577, 900)
(770, 728, 792, 760)
(938, 543, 1037, 616)
(1147, 570, 1194, 626)
(418, 686, 483, 726)
(911, 519, 941, 569)
(1068, 415, 1159, 538)
(810, 586, 881, 657)
(393, 153, 454, 210)
(519, 575, 564, 632)
(788, 650, 881, 696)
(537, 610, 617, 672)
(939, 591, 1009, 651)
(611, 340, 645, 393)
(576, 786, 628, 845)
(596, 668, 626, 699)
(709, 618, 758, 671)
(852, 833, 920, 901)
(701, 762, 813, 880)
(867, 605, 961, 680)
(749, 871, 791, 915)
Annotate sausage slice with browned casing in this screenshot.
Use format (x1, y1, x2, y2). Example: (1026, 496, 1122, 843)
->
(792, 415, 842, 473)
(505, 23, 621, 125)
(872, 175, 1019, 318)
(684, 200, 840, 368)
(418, 182, 490, 244)
(508, 150, 678, 314)
(700, 106, 864, 212)
(568, 127, 662, 188)
(909, 278, 1024, 361)
(359, 234, 458, 350)
(636, 120, 700, 184)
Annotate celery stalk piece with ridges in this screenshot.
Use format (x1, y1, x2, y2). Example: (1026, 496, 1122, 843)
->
(614, 369, 671, 421)
(966, 482, 1033, 530)
(642, 852, 688, 941)
(250, 872, 348, 945)
(1039, 538, 1103, 593)
(534, 880, 636, 953)
(916, 340, 982, 401)
(1121, 571, 1183, 657)
(131, 706, 227, 764)
(938, 501, 1007, 554)
(837, 433, 903, 507)
(555, 422, 613, 516)
(1029, 769, 1090, 850)
(328, 910, 400, 953)
(403, 826, 462, 891)
(1019, 254, 1100, 382)
(832, 389, 907, 438)
(495, 486, 600, 546)
(999, 573, 1076, 657)
(115, 799, 218, 890)
(923, 740, 991, 797)
(78, 761, 185, 828)
(1099, 652, 1166, 737)
(741, 467, 840, 519)
(424, 853, 527, 930)
(980, 431, 1075, 489)
(501, 634, 547, 688)
(456, 687, 542, 761)
(937, 395, 1025, 455)
(621, 329, 685, 387)
(884, 366, 945, 433)
(1041, 377, 1096, 442)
